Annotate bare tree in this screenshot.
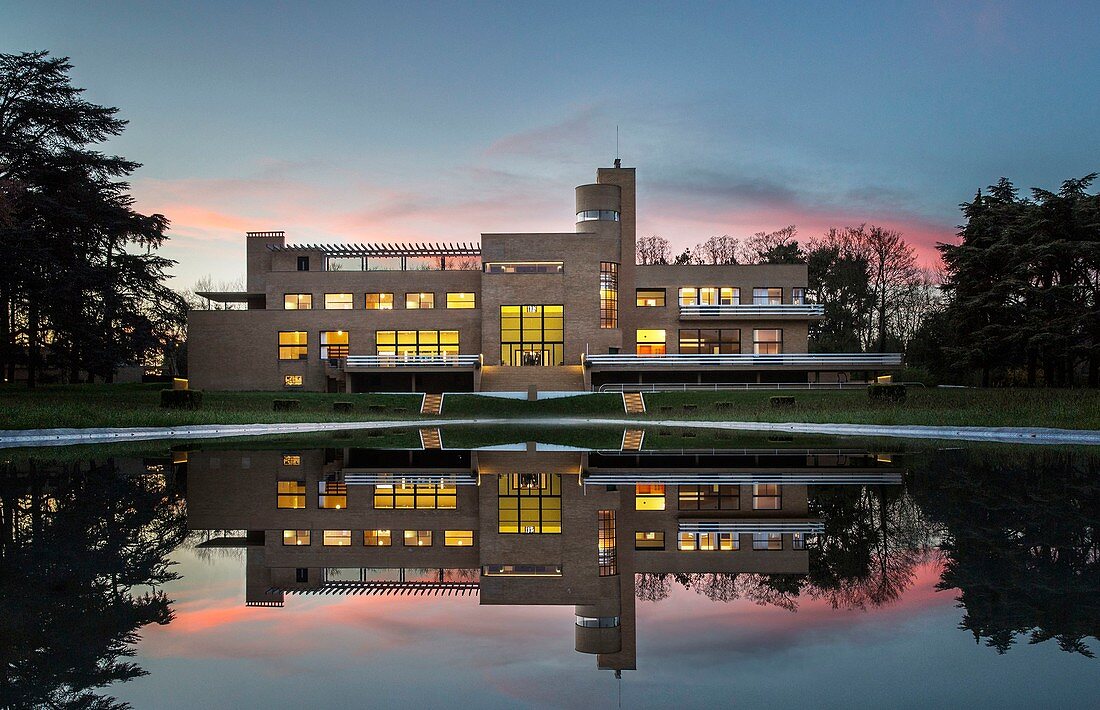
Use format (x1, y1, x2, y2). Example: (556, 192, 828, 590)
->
(691, 234, 739, 264)
(742, 225, 799, 263)
(182, 275, 245, 311)
(636, 235, 671, 265)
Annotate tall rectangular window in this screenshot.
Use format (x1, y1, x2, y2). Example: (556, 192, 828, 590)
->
(325, 293, 353, 309)
(405, 292, 435, 309)
(679, 329, 741, 355)
(373, 483, 457, 509)
(678, 485, 740, 510)
(296, 256, 309, 271)
(752, 483, 782, 510)
(364, 529, 392, 546)
(320, 330, 349, 359)
(404, 530, 433, 546)
(636, 289, 665, 307)
(753, 287, 783, 305)
(753, 329, 783, 354)
(283, 530, 310, 546)
(753, 532, 783, 550)
(635, 531, 665, 550)
(599, 262, 618, 329)
(277, 480, 306, 509)
(444, 530, 474, 546)
(446, 292, 476, 309)
(720, 287, 739, 305)
(792, 532, 807, 550)
(365, 292, 394, 310)
(284, 294, 312, 310)
(636, 329, 666, 356)
(792, 287, 806, 305)
(323, 530, 352, 546)
(678, 287, 698, 306)
(375, 330, 459, 356)
(278, 331, 308, 360)
(498, 473, 562, 534)
(699, 287, 719, 306)
(635, 483, 666, 510)
(598, 510, 617, 576)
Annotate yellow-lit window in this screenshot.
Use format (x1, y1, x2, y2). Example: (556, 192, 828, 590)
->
(636, 289, 665, 307)
(282, 454, 301, 466)
(284, 293, 312, 310)
(323, 530, 352, 546)
(283, 374, 303, 387)
(405, 292, 434, 309)
(697, 532, 719, 551)
(699, 287, 719, 305)
(444, 530, 474, 546)
(364, 529, 392, 546)
(325, 293, 354, 309)
(636, 329, 666, 356)
(498, 473, 562, 534)
(753, 329, 783, 355)
(720, 287, 739, 305)
(635, 531, 665, 550)
(365, 292, 394, 310)
(678, 287, 698, 306)
(446, 292, 476, 309)
(278, 331, 308, 360)
(282, 530, 310, 546)
(678, 531, 697, 551)
(720, 533, 738, 550)
(373, 483, 456, 509)
(277, 480, 305, 509)
(320, 330, 349, 359)
(318, 479, 347, 509)
(753, 483, 782, 510)
(404, 530, 433, 546)
(635, 483, 666, 510)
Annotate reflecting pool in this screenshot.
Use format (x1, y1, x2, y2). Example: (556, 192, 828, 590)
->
(1, 427, 1098, 708)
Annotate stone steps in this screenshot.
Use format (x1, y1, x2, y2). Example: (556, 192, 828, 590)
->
(479, 365, 584, 392)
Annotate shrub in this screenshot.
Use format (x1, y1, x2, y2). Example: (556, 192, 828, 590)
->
(273, 399, 300, 411)
(868, 383, 907, 402)
(333, 401, 354, 413)
(160, 389, 202, 410)
(770, 396, 795, 408)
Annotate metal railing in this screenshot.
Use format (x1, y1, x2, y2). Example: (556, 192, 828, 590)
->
(679, 520, 825, 534)
(584, 353, 903, 368)
(597, 380, 921, 392)
(343, 354, 481, 368)
(679, 304, 825, 319)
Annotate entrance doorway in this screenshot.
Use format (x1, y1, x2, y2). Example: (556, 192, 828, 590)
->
(500, 305, 564, 366)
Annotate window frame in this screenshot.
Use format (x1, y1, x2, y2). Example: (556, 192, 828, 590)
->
(753, 328, 783, 355)
(405, 292, 435, 309)
(364, 292, 394, 310)
(283, 293, 312, 310)
(446, 292, 477, 309)
(278, 331, 308, 360)
(635, 288, 666, 307)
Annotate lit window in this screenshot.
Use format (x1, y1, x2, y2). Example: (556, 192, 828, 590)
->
(374, 483, 456, 509)
(636, 329, 666, 356)
(720, 533, 739, 550)
(283, 374, 303, 387)
(325, 293, 354, 309)
(720, 287, 739, 305)
(636, 289, 665, 307)
(699, 287, 719, 305)
(278, 331, 308, 360)
(598, 510, 617, 576)
(364, 529, 392, 546)
(405, 292, 435, 309)
(599, 262, 618, 329)
(635, 531, 665, 550)
(498, 473, 561, 534)
(792, 287, 806, 305)
(446, 292, 476, 309)
(678, 532, 737, 551)
(277, 481, 305, 509)
(283, 530, 310, 546)
(318, 478, 347, 509)
(677, 531, 697, 551)
(752, 483, 782, 510)
(753, 329, 783, 355)
(282, 454, 301, 466)
(635, 483, 666, 510)
(752, 287, 783, 305)
(323, 530, 352, 546)
(444, 530, 474, 546)
(365, 292, 394, 310)
(375, 330, 459, 356)
(284, 293, 312, 310)
(404, 530, 433, 546)
(678, 287, 698, 306)
(753, 532, 783, 550)
(320, 330, 349, 359)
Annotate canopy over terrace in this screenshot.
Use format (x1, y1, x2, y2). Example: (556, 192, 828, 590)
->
(267, 241, 482, 270)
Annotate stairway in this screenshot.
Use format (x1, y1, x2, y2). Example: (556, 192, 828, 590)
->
(419, 428, 442, 449)
(622, 392, 646, 414)
(479, 365, 585, 392)
(421, 393, 444, 415)
(621, 429, 645, 451)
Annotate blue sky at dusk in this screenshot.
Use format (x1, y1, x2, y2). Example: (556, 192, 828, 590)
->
(4, 1, 1098, 286)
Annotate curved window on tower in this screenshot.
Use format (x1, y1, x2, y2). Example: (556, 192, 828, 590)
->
(576, 210, 620, 222)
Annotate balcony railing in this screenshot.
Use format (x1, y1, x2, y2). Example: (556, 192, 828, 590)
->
(679, 520, 825, 534)
(679, 304, 825, 319)
(343, 354, 481, 369)
(583, 353, 903, 368)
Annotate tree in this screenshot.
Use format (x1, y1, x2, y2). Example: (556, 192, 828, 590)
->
(805, 229, 874, 352)
(691, 234, 739, 265)
(635, 235, 671, 265)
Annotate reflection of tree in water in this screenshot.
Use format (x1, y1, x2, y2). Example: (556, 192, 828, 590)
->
(0, 456, 187, 708)
(910, 447, 1100, 657)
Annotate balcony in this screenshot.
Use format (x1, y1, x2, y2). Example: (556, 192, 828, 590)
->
(583, 353, 903, 370)
(679, 304, 825, 320)
(342, 354, 481, 371)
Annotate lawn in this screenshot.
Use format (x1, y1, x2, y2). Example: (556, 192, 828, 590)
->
(2, 382, 1098, 431)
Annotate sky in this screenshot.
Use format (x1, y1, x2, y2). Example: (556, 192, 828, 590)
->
(4, 1, 1099, 288)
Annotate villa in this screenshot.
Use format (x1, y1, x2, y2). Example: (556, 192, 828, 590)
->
(188, 164, 901, 392)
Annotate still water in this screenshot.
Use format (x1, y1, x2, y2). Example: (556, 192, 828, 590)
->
(1, 426, 1098, 709)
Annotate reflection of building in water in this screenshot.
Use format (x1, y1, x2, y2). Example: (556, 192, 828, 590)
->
(183, 440, 903, 672)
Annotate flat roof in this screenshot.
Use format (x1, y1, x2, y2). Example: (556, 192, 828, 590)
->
(268, 242, 481, 257)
